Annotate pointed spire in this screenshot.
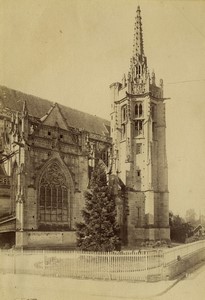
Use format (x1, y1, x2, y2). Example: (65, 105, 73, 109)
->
(133, 6, 144, 57)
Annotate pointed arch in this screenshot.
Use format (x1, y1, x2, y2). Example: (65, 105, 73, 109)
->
(139, 103, 143, 116)
(37, 157, 74, 229)
(135, 104, 138, 116)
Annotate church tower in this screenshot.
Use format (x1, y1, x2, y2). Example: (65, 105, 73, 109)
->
(110, 6, 170, 245)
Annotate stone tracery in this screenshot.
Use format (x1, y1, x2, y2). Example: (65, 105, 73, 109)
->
(39, 162, 70, 225)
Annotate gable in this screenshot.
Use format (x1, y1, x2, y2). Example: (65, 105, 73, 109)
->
(41, 103, 68, 130)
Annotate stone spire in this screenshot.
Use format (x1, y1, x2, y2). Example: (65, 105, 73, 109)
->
(128, 6, 148, 95)
(133, 6, 144, 58)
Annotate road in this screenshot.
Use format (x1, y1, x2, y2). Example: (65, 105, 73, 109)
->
(0, 262, 205, 300)
(153, 262, 205, 300)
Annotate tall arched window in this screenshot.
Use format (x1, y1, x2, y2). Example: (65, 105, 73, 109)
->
(134, 103, 143, 118)
(135, 104, 138, 116)
(39, 163, 69, 225)
(139, 104, 143, 116)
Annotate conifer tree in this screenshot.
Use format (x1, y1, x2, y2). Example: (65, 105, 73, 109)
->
(76, 161, 121, 251)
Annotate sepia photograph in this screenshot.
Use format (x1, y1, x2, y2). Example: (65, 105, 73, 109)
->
(0, 0, 205, 299)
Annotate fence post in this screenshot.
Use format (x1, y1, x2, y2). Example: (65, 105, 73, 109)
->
(13, 249, 16, 274)
(161, 250, 165, 280)
(107, 252, 111, 280)
(145, 251, 148, 281)
(42, 250, 45, 276)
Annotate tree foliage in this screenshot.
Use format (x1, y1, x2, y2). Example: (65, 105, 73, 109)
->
(169, 211, 193, 243)
(76, 161, 121, 251)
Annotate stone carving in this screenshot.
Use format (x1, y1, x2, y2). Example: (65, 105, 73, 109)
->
(41, 163, 67, 186)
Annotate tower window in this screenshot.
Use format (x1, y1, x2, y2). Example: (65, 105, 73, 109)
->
(139, 104, 142, 116)
(137, 207, 141, 218)
(136, 143, 142, 154)
(135, 104, 138, 116)
(121, 124, 126, 140)
(134, 103, 143, 118)
(137, 170, 141, 177)
(121, 105, 127, 123)
(134, 120, 143, 136)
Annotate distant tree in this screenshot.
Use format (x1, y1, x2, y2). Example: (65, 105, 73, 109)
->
(76, 161, 121, 251)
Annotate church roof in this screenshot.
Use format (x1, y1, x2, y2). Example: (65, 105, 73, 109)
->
(0, 85, 110, 136)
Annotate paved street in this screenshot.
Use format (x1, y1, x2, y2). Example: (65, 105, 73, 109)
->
(0, 262, 205, 300)
(0, 273, 175, 300)
(153, 262, 205, 300)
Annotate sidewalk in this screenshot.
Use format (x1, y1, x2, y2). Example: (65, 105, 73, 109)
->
(0, 273, 177, 300)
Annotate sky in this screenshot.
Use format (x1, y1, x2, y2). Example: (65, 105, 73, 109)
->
(0, 0, 205, 218)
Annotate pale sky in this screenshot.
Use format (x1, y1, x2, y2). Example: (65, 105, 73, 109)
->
(0, 0, 205, 218)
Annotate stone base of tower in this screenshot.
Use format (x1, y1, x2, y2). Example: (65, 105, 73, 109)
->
(127, 227, 170, 247)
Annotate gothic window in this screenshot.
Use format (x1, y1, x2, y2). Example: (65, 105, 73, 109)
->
(134, 120, 143, 136)
(121, 124, 126, 140)
(137, 207, 141, 218)
(39, 163, 69, 225)
(100, 150, 109, 167)
(134, 103, 143, 118)
(135, 104, 138, 116)
(139, 104, 143, 116)
(136, 143, 142, 154)
(121, 105, 127, 123)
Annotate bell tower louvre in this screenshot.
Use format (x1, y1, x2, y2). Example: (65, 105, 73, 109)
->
(110, 6, 170, 245)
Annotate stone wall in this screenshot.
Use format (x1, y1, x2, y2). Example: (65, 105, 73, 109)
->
(163, 248, 205, 280)
(127, 191, 145, 245)
(16, 231, 76, 248)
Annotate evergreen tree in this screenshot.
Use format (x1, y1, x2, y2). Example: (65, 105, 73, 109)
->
(76, 161, 121, 251)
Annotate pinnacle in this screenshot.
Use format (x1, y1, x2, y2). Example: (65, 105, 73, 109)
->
(132, 5, 144, 57)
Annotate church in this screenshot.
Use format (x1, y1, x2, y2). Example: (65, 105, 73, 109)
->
(0, 6, 170, 248)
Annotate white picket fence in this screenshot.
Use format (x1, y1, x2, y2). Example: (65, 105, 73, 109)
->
(0, 249, 163, 281)
(0, 240, 205, 282)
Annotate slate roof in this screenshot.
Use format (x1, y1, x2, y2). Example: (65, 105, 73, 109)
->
(0, 86, 110, 136)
